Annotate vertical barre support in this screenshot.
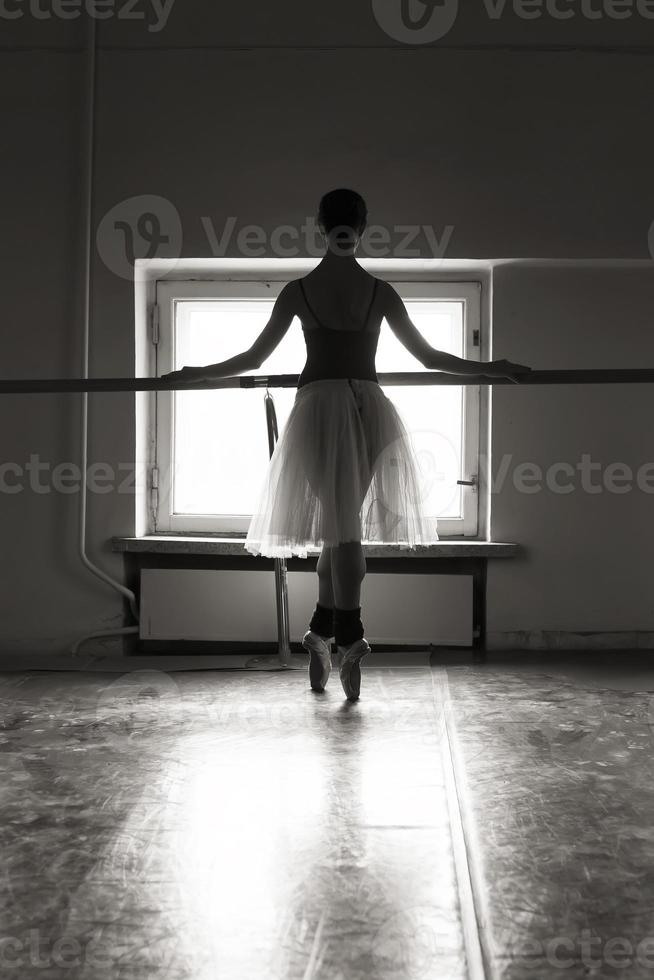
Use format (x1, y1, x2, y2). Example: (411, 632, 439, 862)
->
(264, 389, 293, 665)
(471, 560, 488, 664)
(273, 559, 292, 665)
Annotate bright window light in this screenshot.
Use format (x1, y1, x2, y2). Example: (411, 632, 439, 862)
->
(172, 300, 464, 521)
(153, 278, 481, 537)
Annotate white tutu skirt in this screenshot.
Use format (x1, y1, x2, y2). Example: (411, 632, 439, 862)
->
(244, 378, 439, 558)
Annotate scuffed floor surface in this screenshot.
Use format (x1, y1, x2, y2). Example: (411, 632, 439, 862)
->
(444, 658, 654, 979)
(2, 657, 654, 979)
(0, 667, 467, 980)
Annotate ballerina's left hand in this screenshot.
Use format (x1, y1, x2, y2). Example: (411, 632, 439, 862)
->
(160, 366, 208, 385)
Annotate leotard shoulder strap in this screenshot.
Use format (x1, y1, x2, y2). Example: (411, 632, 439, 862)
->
(298, 279, 328, 330)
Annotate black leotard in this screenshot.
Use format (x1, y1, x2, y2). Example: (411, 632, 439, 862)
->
(296, 278, 380, 389)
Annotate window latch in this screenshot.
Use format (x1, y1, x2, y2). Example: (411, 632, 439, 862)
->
(457, 475, 477, 490)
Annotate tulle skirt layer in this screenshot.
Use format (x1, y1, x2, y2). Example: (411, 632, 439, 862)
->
(244, 378, 439, 558)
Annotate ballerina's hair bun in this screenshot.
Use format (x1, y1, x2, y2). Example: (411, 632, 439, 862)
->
(317, 189, 368, 235)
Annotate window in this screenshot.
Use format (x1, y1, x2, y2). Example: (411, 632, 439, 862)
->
(151, 278, 481, 537)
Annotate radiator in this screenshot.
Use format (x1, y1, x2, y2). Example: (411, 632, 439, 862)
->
(139, 569, 472, 646)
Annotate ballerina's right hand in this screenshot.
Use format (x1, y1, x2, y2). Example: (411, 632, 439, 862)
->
(486, 359, 533, 384)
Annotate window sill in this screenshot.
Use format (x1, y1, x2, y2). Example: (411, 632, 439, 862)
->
(112, 536, 520, 559)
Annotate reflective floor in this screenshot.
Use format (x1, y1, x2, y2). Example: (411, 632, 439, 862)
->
(0, 654, 653, 979)
(445, 655, 654, 980)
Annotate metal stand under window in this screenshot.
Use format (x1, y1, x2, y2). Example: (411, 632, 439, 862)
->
(244, 388, 308, 670)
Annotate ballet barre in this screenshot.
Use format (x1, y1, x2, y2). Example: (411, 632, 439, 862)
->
(1, 368, 654, 394)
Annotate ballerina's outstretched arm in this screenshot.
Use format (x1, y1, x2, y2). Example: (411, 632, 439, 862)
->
(381, 280, 532, 385)
(161, 282, 297, 384)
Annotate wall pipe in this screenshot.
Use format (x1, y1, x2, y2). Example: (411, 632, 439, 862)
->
(71, 15, 139, 656)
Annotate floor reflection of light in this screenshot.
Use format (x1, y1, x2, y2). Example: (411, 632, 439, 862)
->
(53, 682, 468, 979)
(170, 735, 329, 973)
(360, 738, 450, 829)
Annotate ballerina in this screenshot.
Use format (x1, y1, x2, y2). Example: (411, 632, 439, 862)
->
(162, 188, 531, 699)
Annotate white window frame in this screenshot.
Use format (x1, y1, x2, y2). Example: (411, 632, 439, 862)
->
(150, 277, 482, 537)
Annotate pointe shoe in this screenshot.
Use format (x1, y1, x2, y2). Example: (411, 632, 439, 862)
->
(302, 630, 332, 692)
(337, 638, 371, 701)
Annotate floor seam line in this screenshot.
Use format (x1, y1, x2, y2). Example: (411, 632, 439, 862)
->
(430, 665, 491, 980)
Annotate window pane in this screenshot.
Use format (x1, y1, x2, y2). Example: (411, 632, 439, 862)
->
(377, 302, 464, 520)
(171, 298, 466, 522)
(173, 301, 304, 516)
